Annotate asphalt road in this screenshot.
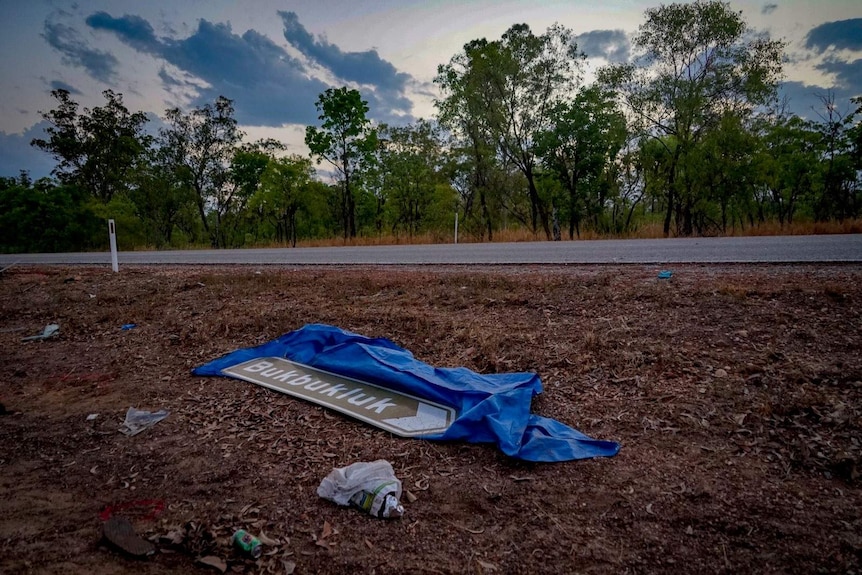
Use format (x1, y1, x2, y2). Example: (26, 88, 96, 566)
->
(1, 235, 861, 267)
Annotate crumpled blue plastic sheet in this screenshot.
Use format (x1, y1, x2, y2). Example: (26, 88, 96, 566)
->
(193, 324, 620, 462)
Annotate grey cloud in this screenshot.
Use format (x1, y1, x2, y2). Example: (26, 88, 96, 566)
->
(575, 30, 630, 63)
(49, 80, 82, 94)
(86, 11, 160, 54)
(278, 11, 414, 116)
(88, 13, 328, 125)
(87, 11, 414, 126)
(41, 20, 118, 83)
(817, 56, 862, 94)
(0, 121, 56, 179)
(157, 67, 187, 88)
(761, 3, 778, 15)
(778, 81, 859, 120)
(805, 19, 862, 53)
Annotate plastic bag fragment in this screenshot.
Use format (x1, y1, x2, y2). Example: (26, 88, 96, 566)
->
(22, 323, 59, 341)
(119, 407, 169, 436)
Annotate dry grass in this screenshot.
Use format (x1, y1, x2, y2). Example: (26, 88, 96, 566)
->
(269, 219, 862, 249)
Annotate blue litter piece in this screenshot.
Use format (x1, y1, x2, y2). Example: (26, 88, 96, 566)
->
(657, 270, 673, 279)
(193, 324, 620, 463)
(121, 324, 137, 330)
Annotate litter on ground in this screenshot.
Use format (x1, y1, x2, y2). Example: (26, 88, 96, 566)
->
(194, 324, 620, 462)
(119, 407, 169, 436)
(21, 323, 59, 341)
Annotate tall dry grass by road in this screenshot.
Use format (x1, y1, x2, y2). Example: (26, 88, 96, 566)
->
(268, 218, 862, 249)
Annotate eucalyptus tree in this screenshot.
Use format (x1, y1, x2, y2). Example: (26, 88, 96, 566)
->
(698, 113, 759, 232)
(812, 93, 861, 221)
(0, 175, 99, 253)
(31, 89, 151, 203)
(159, 96, 243, 246)
(375, 120, 448, 236)
(251, 154, 316, 247)
(754, 114, 821, 225)
(600, 0, 784, 236)
(435, 62, 499, 240)
(214, 141, 277, 247)
(130, 144, 196, 247)
(437, 24, 585, 238)
(534, 85, 627, 238)
(305, 87, 377, 240)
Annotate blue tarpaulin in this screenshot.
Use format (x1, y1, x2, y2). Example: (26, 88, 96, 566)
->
(193, 324, 620, 462)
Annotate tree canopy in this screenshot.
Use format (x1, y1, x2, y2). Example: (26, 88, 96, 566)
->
(7, 1, 860, 254)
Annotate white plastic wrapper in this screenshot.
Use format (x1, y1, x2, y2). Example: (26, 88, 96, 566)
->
(119, 407, 170, 436)
(317, 460, 404, 519)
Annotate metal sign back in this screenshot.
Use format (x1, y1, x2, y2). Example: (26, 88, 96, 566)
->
(221, 357, 456, 437)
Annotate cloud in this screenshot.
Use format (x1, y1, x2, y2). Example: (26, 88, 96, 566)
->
(778, 81, 859, 120)
(0, 122, 57, 179)
(87, 12, 413, 126)
(805, 19, 862, 53)
(88, 13, 328, 125)
(817, 56, 862, 94)
(575, 30, 630, 63)
(85, 11, 160, 53)
(761, 3, 778, 15)
(41, 20, 118, 83)
(278, 11, 413, 113)
(49, 80, 82, 95)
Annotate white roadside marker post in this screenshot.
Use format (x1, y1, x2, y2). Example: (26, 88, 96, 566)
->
(454, 211, 459, 245)
(108, 219, 119, 272)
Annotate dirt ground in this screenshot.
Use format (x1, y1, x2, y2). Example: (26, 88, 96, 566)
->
(0, 263, 860, 574)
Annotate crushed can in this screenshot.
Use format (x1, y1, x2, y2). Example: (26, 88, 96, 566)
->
(349, 481, 404, 519)
(232, 529, 262, 558)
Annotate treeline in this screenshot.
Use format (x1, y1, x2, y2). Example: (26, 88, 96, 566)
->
(2, 0, 860, 253)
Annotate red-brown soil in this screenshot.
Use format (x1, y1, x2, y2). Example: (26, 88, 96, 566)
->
(1, 264, 860, 574)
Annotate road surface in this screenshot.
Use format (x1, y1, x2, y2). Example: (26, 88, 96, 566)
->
(1, 235, 860, 267)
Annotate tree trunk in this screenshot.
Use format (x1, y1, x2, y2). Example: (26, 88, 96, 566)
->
(525, 169, 551, 239)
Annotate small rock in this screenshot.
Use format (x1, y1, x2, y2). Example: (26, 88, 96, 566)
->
(714, 368, 728, 378)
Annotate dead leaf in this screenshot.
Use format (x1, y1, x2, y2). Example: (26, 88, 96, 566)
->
(404, 490, 418, 503)
(477, 559, 498, 571)
(197, 555, 227, 573)
(321, 521, 332, 540)
(258, 529, 280, 546)
(364, 538, 374, 549)
(509, 475, 532, 482)
(281, 560, 296, 575)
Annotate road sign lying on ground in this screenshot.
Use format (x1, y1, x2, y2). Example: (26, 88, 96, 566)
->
(222, 357, 456, 437)
(196, 324, 621, 461)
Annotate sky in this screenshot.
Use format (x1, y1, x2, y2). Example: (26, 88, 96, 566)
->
(1, 0, 860, 179)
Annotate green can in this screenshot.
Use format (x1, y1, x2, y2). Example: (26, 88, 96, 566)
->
(232, 529, 262, 558)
